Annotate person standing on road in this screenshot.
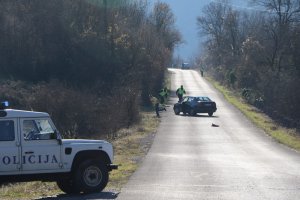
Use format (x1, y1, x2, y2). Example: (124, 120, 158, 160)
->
(176, 85, 186, 102)
(159, 88, 166, 104)
(159, 87, 169, 105)
(200, 69, 204, 77)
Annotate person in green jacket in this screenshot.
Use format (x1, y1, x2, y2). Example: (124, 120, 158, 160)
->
(176, 85, 186, 102)
(158, 87, 169, 104)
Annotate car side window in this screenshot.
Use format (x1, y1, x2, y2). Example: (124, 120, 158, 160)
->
(23, 119, 55, 140)
(187, 97, 194, 102)
(0, 120, 15, 141)
(183, 97, 188, 102)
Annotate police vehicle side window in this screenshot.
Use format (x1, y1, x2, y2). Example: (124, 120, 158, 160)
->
(23, 119, 55, 140)
(0, 120, 15, 141)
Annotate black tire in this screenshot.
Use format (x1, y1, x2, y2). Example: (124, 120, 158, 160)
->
(208, 112, 213, 117)
(74, 159, 108, 193)
(189, 108, 196, 116)
(56, 179, 78, 194)
(174, 107, 180, 115)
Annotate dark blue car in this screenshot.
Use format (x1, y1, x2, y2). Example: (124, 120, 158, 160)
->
(173, 96, 217, 116)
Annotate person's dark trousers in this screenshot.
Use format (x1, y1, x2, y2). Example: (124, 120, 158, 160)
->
(155, 103, 160, 117)
(178, 94, 183, 102)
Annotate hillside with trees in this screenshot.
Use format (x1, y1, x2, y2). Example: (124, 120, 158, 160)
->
(197, 0, 300, 130)
(0, 0, 181, 138)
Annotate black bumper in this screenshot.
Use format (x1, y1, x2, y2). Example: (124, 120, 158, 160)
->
(108, 164, 118, 171)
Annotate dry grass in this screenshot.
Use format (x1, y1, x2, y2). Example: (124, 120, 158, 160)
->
(106, 112, 159, 191)
(0, 112, 159, 199)
(0, 182, 61, 200)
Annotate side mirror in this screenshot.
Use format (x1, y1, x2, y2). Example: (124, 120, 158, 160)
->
(50, 132, 56, 139)
(54, 130, 62, 145)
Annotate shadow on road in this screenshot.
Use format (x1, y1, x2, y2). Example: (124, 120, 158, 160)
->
(35, 192, 119, 200)
(177, 114, 219, 118)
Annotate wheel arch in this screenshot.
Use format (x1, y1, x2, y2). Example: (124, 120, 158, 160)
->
(71, 150, 111, 172)
(173, 103, 181, 109)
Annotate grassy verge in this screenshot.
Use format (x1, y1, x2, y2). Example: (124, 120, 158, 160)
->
(0, 182, 61, 200)
(0, 112, 159, 199)
(207, 77, 300, 151)
(106, 112, 159, 190)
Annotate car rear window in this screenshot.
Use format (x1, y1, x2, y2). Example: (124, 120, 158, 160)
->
(197, 97, 211, 101)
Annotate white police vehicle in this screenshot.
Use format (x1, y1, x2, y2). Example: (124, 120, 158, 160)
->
(0, 101, 117, 194)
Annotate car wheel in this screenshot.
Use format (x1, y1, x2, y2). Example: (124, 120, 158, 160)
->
(189, 108, 196, 116)
(208, 112, 213, 117)
(174, 107, 180, 115)
(74, 159, 108, 193)
(56, 179, 78, 194)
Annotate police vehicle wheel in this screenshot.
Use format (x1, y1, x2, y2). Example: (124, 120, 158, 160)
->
(208, 112, 213, 117)
(56, 179, 78, 194)
(74, 159, 108, 193)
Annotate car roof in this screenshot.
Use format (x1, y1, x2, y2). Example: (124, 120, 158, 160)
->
(185, 96, 212, 101)
(0, 109, 49, 118)
(185, 96, 211, 98)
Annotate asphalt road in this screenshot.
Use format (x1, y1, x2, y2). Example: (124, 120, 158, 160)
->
(42, 69, 300, 200)
(116, 69, 300, 200)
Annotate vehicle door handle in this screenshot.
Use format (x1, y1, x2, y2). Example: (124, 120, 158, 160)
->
(25, 151, 34, 154)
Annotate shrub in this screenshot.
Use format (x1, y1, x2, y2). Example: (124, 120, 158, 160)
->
(0, 80, 140, 139)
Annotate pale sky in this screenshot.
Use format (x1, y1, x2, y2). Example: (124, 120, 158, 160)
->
(155, 0, 251, 61)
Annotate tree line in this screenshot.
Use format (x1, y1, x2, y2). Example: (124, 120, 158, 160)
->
(0, 0, 181, 137)
(197, 0, 300, 129)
